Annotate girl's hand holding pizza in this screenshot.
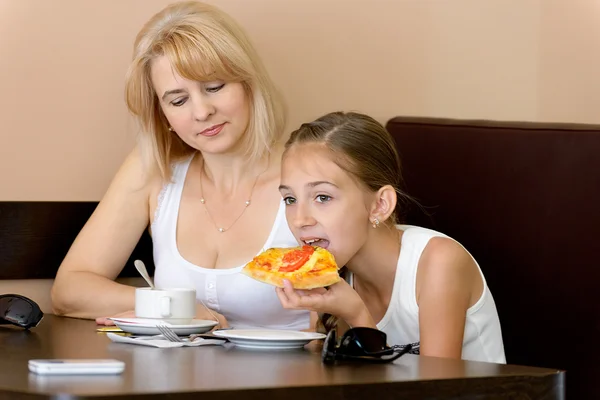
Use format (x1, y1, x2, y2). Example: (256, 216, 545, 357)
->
(245, 245, 377, 328)
(276, 279, 376, 328)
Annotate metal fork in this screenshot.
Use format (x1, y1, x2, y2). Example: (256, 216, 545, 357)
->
(156, 323, 185, 343)
(155, 323, 228, 346)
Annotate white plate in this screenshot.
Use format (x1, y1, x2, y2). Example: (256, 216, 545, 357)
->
(212, 329, 326, 350)
(109, 318, 218, 336)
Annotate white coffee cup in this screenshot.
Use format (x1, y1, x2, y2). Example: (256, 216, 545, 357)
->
(135, 287, 196, 325)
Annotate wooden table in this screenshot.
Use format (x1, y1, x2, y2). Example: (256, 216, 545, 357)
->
(0, 315, 564, 399)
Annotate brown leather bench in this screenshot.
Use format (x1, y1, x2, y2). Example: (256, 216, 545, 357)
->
(387, 116, 600, 400)
(0, 202, 153, 280)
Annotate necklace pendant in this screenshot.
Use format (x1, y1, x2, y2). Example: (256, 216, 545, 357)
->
(200, 198, 205, 204)
(218, 227, 225, 233)
(245, 200, 251, 206)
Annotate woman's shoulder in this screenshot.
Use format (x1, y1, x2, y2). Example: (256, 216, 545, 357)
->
(129, 148, 196, 189)
(107, 146, 163, 195)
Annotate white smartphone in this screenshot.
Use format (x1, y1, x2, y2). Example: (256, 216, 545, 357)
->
(28, 359, 125, 375)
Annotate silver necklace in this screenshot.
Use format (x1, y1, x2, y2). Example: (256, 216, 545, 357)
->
(199, 159, 266, 233)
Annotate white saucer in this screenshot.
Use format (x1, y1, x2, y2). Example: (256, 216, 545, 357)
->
(212, 329, 326, 350)
(109, 318, 218, 336)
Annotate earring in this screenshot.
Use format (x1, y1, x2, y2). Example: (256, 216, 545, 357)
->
(168, 126, 174, 132)
(371, 218, 380, 229)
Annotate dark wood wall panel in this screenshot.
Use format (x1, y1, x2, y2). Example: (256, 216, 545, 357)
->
(0, 202, 154, 280)
(387, 116, 600, 400)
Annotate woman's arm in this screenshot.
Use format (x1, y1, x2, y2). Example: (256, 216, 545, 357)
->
(51, 147, 159, 319)
(416, 237, 483, 359)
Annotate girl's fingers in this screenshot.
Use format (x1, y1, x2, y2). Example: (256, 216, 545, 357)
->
(276, 285, 303, 308)
(281, 280, 302, 302)
(275, 287, 290, 306)
(277, 281, 316, 309)
(277, 280, 333, 312)
(309, 287, 328, 295)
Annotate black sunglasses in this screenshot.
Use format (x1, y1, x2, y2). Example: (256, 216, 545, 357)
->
(0, 294, 44, 330)
(321, 327, 413, 364)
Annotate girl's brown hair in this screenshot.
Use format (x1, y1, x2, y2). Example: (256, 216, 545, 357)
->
(125, 1, 286, 180)
(284, 111, 414, 334)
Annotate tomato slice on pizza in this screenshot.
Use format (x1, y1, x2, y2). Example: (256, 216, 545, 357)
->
(242, 246, 340, 289)
(279, 245, 315, 272)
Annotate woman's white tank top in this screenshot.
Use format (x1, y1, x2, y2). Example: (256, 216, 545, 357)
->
(151, 156, 310, 330)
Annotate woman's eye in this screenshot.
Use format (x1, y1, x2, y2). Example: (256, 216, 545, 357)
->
(206, 83, 225, 93)
(315, 194, 332, 203)
(283, 196, 296, 205)
(171, 97, 187, 107)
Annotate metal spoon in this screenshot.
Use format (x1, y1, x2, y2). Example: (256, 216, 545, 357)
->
(134, 259, 155, 289)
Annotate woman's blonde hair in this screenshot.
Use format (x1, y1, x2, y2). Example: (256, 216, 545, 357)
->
(125, 1, 286, 180)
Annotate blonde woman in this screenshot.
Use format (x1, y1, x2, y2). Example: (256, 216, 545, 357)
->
(51, 1, 308, 330)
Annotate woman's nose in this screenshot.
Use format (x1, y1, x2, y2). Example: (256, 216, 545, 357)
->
(193, 97, 216, 121)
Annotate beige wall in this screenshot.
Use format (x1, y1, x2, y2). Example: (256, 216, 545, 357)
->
(1, 0, 598, 311)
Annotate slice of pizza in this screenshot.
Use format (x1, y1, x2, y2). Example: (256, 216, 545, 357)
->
(242, 245, 340, 289)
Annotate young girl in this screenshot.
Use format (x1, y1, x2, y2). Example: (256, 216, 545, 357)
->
(276, 112, 506, 363)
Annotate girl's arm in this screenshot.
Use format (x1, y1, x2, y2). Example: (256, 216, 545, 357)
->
(51, 147, 159, 319)
(416, 237, 483, 359)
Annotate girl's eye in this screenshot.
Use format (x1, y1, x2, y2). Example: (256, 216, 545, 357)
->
(206, 83, 225, 93)
(171, 97, 187, 107)
(283, 196, 296, 205)
(315, 194, 332, 203)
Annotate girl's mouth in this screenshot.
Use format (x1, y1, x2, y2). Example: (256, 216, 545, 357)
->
(302, 238, 330, 249)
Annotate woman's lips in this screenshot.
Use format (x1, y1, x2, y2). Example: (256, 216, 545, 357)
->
(199, 123, 225, 137)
